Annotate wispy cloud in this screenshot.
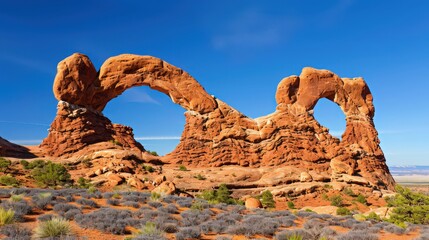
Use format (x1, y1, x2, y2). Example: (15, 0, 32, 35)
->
(0, 121, 50, 127)
(120, 88, 160, 104)
(135, 136, 181, 141)
(0, 54, 54, 74)
(212, 9, 296, 50)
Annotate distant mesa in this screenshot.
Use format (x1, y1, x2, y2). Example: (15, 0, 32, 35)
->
(30, 53, 395, 191)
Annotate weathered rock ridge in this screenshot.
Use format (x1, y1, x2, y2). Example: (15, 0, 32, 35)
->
(40, 53, 395, 190)
(0, 137, 35, 158)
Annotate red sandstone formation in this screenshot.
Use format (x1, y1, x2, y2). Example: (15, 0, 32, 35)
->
(0, 137, 35, 158)
(40, 53, 395, 190)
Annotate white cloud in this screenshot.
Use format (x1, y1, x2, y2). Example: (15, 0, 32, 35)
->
(120, 88, 160, 104)
(212, 9, 296, 49)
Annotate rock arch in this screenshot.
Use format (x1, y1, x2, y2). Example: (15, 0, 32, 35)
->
(41, 53, 394, 190)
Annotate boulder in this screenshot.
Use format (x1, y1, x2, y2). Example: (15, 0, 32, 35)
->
(152, 181, 176, 195)
(245, 197, 262, 209)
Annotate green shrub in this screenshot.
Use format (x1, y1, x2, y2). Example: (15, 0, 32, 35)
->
(34, 217, 72, 238)
(10, 194, 24, 202)
(110, 139, 123, 147)
(87, 186, 97, 194)
(0, 158, 11, 173)
(26, 159, 47, 169)
(343, 187, 356, 196)
(149, 151, 159, 157)
(198, 184, 237, 204)
(356, 194, 367, 205)
(288, 234, 303, 240)
(336, 207, 352, 216)
(330, 195, 343, 207)
(260, 190, 276, 208)
(190, 201, 204, 211)
(142, 164, 154, 173)
(322, 193, 329, 200)
(386, 185, 429, 225)
(77, 177, 92, 189)
(287, 201, 295, 209)
(365, 212, 381, 222)
(0, 208, 15, 226)
(112, 192, 121, 199)
(0, 175, 19, 187)
(31, 161, 71, 187)
(194, 174, 206, 180)
(20, 160, 29, 168)
(178, 165, 187, 171)
(134, 221, 164, 238)
(150, 192, 161, 201)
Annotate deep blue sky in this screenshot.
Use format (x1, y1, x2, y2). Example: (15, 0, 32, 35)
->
(1, 0, 428, 166)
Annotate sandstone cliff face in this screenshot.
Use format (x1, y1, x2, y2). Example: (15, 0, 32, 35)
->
(41, 53, 395, 190)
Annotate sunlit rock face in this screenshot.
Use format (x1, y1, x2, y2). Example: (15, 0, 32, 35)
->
(40, 53, 394, 190)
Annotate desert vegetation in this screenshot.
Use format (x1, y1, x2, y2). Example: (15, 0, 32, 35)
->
(0, 185, 426, 239)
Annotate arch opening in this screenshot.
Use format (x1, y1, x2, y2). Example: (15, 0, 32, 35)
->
(313, 98, 346, 140)
(103, 86, 185, 156)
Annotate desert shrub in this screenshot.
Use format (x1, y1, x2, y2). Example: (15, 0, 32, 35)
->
(194, 174, 206, 180)
(0, 208, 15, 226)
(175, 226, 201, 240)
(65, 195, 74, 202)
(200, 219, 228, 234)
(132, 221, 166, 240)
(0, 200, 32, 222)
(383, 223, 406, 234)
(0, 224, 32, 240)
(148, 151, 159, 157)
(178, 165, 187, 171)
(122, 201, 140, 208)
(356, 194, 367, 204)
(64, 209, 82, 220)
(287, 201, 295, 209)
(26, 159, 47, 169)
(10, 194, 24, 202)
(32, 192, 53, 210)
(386, 185, 429, 225)
(337, 207, 352, 216)
(53, 203, 80, 216)
(74, 208, 133, 234)
(142, 164, 154, 173)
(150, 192, 161, 202)
(177, 197, 193, 208)
(260, 190, 276, 208)
(198, 184, 238, 205)
(0, 157, 11, 173)
(76, 198, 99, 208)
(336, 230, 378, 240)
(148, 201, 163, 208)
(190, 200, 208, 211)
(295, 210, 317, 218)
(336, 218, 360, 228)
(242, 214, 280, 236)
(19, 159, 29, 168)
(30, 161, 71, 187)
(351, 221, 371, 230)
(133, 208, 158, 219)
(77, 177, 92, 189)
(330, 194, 343, 207)
(34, 217, 72, 238)
(365, 212, 381, 222)
(159, 204, 179, 214)
(107, 198, 120, 206)
(343, 187, 356, 196)
(181, 209, 212, 226)
(275, 229, 311, 240)
(0, 175, 19, 187)
(37, 214, 54, 222)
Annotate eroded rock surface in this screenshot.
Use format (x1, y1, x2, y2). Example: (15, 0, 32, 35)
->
(41, 53, 395, 190)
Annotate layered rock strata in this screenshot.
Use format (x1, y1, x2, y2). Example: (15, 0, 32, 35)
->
(40, 53, 395, 190)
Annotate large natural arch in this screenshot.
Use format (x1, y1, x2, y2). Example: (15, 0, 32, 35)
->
(40, 53, 394, 190)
